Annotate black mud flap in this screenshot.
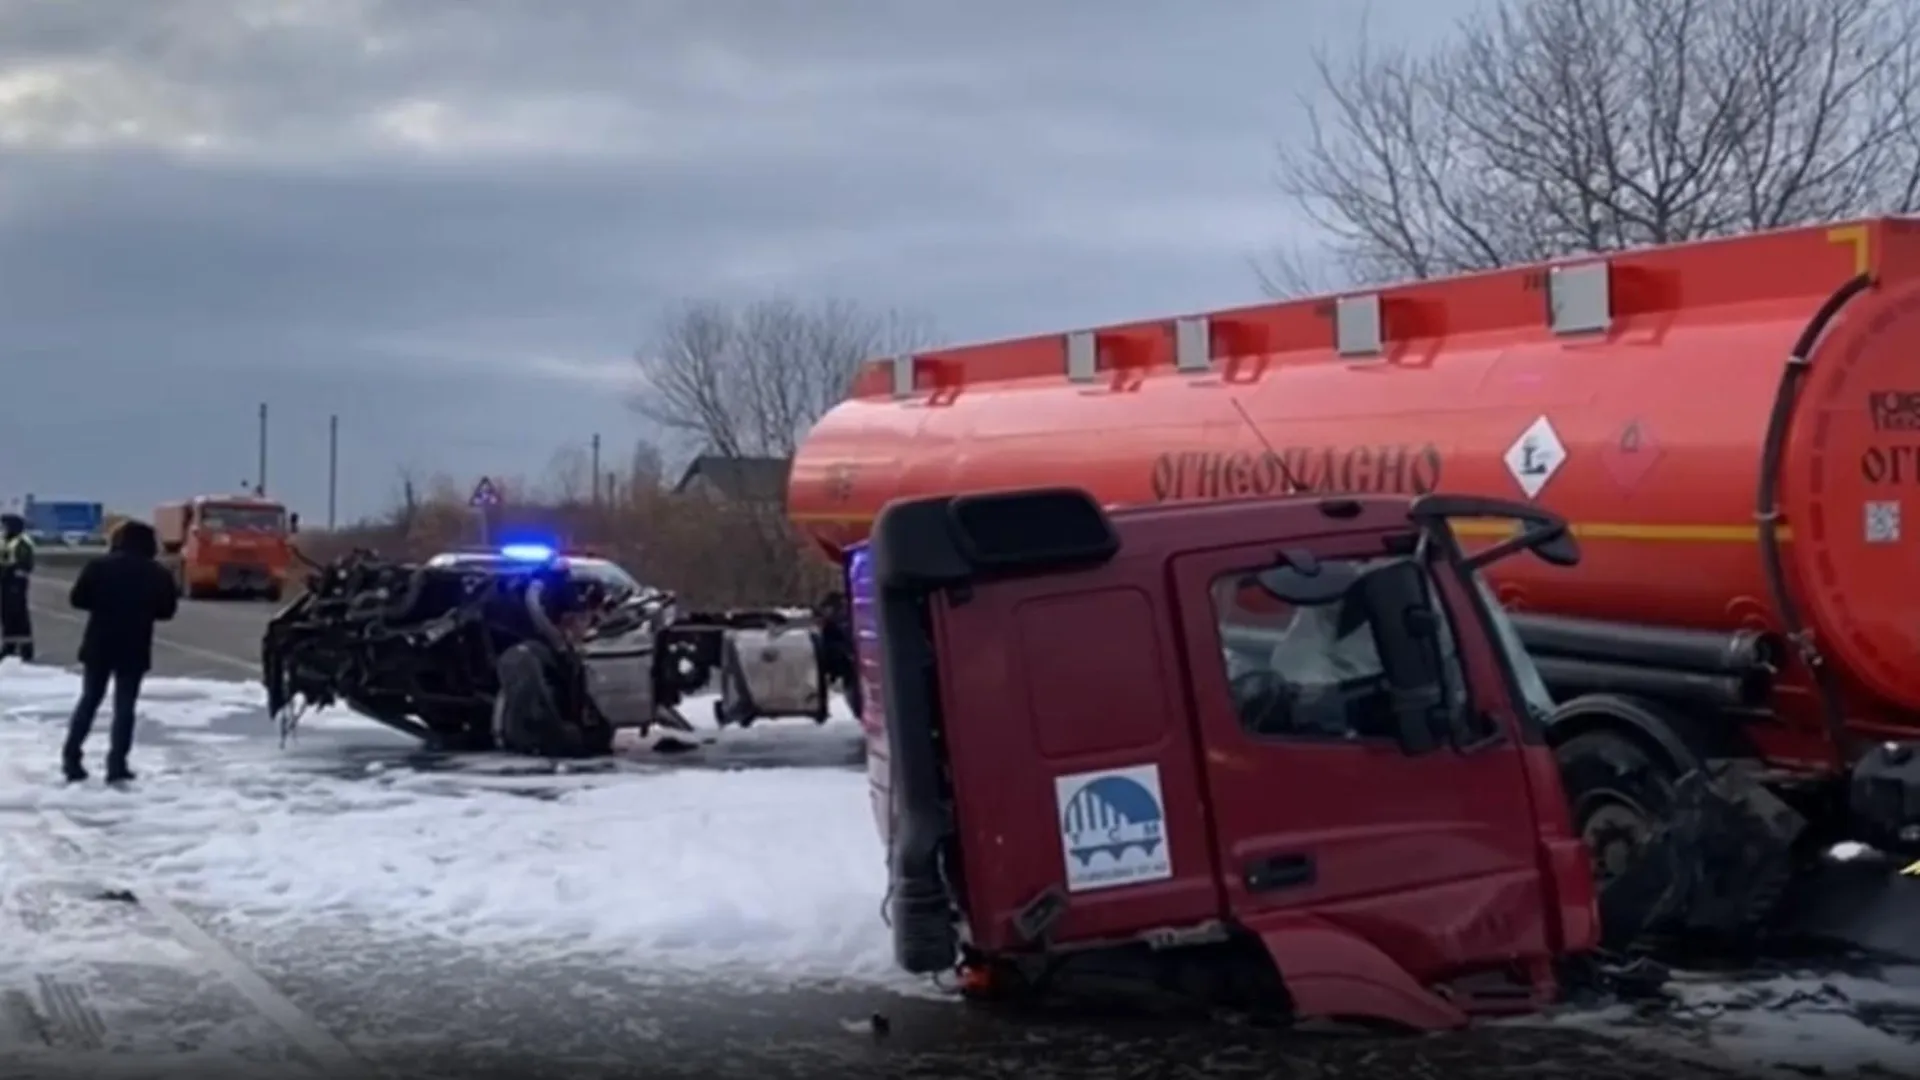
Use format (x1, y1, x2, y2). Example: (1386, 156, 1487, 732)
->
(1772, 849, 1920, 964)
(1601, 770, 1801, 951)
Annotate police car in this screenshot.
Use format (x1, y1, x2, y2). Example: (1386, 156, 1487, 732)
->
(424, 543, 647, 602)
(425, 543, 675, 736)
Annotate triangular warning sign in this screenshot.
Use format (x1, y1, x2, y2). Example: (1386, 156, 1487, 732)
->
(469, 477, 501, 507)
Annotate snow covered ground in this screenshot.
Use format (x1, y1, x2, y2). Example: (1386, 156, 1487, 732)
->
(0, 660, 905, 990)
(2, 657, 1918, 1077)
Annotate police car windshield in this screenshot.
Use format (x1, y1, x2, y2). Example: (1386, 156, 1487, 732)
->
(568, 560, 640, 594)
(430, 553, 640, 595)
(200, 505, 286, 532)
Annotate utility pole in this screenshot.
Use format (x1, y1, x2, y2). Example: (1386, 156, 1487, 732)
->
(256, 402, 269, 496)
(590, 433, 602, 508)
(327, 413, 339, 529)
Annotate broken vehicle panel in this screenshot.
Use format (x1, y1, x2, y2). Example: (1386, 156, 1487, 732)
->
(261, 547, 847, 755)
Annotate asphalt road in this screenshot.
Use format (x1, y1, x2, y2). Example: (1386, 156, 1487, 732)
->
(27, 566, 267, 680)
(12, 566, 1748, 1079)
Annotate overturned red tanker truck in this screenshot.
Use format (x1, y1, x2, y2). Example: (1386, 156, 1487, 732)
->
(789, 217, 1920, 958)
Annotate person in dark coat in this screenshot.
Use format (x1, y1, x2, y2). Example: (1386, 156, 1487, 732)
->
(63, 520, 178, 784)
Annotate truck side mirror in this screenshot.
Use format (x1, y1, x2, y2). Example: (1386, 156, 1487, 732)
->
(1355, 559, 1447, 756)
(288, 513, 300, 534)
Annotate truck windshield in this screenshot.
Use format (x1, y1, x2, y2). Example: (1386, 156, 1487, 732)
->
(200, 505, 286, 532)
(1215, 557, 1553, 739)
(1471, 575, 1554, 718)
(1217, 558, 1478, 740)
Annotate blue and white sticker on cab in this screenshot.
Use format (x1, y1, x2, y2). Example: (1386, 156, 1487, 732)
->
(1054, 763, 1173, 893)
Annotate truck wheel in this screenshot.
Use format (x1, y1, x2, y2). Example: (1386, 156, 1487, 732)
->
(1554, 729, 1684, 950)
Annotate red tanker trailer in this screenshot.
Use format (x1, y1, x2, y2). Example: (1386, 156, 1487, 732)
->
(791, 217, 1920, 956)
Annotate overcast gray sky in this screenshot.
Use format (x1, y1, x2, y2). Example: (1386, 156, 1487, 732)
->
(0, 0, 1469, 524)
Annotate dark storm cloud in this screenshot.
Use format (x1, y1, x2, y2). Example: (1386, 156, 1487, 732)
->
(0, 0, 1470, 522)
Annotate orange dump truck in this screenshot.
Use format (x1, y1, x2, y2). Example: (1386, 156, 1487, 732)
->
(155, 495, 294, 600)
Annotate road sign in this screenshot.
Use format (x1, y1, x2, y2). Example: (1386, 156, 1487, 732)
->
(470, 477, 501, 507)
(23, 498, 104, 539)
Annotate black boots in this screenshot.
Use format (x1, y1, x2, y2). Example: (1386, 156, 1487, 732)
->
(61, 759, 134, 785)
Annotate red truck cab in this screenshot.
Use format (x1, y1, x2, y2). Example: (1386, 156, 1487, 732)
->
(851, 487, 1601, 1030)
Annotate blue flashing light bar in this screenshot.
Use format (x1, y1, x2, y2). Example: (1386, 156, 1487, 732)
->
(499, 542, 557, 563)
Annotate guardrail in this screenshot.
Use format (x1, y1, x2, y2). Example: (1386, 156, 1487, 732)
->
(32, 546, 109, 570)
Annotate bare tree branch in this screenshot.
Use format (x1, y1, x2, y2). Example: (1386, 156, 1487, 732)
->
(1270, 0, 1920, 287)
(630, 298, 934, 461)
(541, 445, 591, 505)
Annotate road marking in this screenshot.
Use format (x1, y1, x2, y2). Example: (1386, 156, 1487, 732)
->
(29, 571, 275, 625)
(23, 596, 262, 676)
(33, 803, 373, 1076)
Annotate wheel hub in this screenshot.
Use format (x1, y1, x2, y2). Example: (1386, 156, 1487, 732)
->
(1583, 800, 1654, 884)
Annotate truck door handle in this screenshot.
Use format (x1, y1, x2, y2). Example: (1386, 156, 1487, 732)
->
(1244, 853, 1316, 893)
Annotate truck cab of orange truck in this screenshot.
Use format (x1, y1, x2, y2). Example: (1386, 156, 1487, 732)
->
(851, 485, 1602, 1030)
(154, 495, 294, 601)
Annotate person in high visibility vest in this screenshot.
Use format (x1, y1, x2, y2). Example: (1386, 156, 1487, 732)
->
(0, 513, 34, 661)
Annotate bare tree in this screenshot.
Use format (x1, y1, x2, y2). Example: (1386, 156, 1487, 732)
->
(542, 444, 592, 504)
(629, 438, 666, 490)
(1270, 0, 1920, 293)
(631, 298, 934, 460)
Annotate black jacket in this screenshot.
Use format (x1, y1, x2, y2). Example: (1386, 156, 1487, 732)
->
(70, 522, 178, 672)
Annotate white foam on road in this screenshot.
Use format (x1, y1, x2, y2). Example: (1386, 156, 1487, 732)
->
(0, 658, 907, 996)
(1539, 967, 1920, 1076)
(0, 660, 263, 736)
(0, 658, 372, 743)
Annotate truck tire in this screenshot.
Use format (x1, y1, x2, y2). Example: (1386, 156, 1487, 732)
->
(1553, 728, 1685, 950)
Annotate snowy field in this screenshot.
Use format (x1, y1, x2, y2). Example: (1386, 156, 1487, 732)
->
(1, 657, 1918, 1077)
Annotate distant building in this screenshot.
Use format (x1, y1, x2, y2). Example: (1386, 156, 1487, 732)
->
(671, 455, 792, 505)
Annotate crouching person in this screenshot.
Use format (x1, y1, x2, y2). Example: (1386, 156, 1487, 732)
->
(63, 521, 178, 784)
